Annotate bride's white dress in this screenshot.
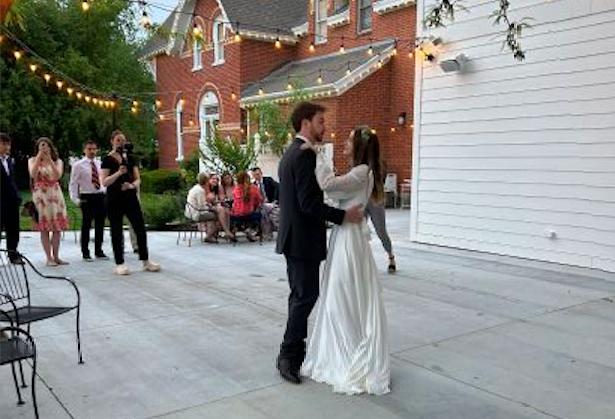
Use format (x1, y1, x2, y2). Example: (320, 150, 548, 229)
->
(301, 151, 390, 395)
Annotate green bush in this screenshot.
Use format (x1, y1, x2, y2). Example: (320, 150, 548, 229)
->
(179, 151, 200, 188)
(141, 169, 184, 194)
(141, 193, 184, 229)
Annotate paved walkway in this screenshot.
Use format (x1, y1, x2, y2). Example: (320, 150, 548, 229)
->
(2, 209, 615, 419)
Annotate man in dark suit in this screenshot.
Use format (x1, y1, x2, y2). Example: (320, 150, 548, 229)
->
(251, 167, 278, 203)
(275, 102, 363, 384)
(0, 133, 24, 264)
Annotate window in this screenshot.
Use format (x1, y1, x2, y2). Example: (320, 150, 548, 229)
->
(213, 16, 225, 65)
(193, 38, 202, 70)
(357, 0, 372, 33)
(175, 100, 184, 161)
(199, 92, 220, 172)
(333, 0, 349, 14)
(315, 0, 328, 44)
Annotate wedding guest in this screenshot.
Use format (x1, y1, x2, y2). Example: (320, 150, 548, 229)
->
(220, 171, 235, 206)
(28, 137, 69, 266)
(69, 140, 108, 261)
(206, 173, 233, 240)
(251, 167, 278, 240)
(0, 133, 23, 264)
(100, 130, 160, 275)
(231, 171, 263, 241)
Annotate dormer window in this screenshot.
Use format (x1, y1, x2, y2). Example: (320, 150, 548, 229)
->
(333, 0, 349, 14)
(358, 0, 373, 33)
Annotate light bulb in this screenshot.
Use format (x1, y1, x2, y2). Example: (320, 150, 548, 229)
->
(29, 64, 38, 72)
(67, 87, 74, 96)
(309, 43, 315, 52)
(275, 38, 282, 49)
(81, 0, 90, 12)
(44, 74, 51, 83)
(56, 81, 64, 90)
(155, 99, 162, 108)
(368, 46, 374, 56)
(13, 51, 22, 60)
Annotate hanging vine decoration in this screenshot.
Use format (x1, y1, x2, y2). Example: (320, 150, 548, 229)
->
(425, 0, 531, 61)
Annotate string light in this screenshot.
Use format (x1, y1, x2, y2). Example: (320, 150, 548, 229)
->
(56, 80, 64, 90)
(309, 42, 315, 53)
(155, 99, 162, 108)
(131, 106, 138, 113)
(339, 37, 345, 54)
(390, 127, 396, 132)
(13, 51, 22, 60)
(85, 95, 91, 103)
(317, 70, 323, 84)
(346, 62, 352, 76)
(92, 98, 98, 105)
(159, 114, 165, 121)
(140, 11, 152, 29)
(193, 23, 203, 38)
(378, 59, 383, 68)
(43, 73, 51, 83)
(231, 91, 237, 101)
(76, 92, 83, 100)
(287, 80, 293, 90)
(408, 51, 414, 58)
(67, 87, 74, 96)
(81, 0, 90, 12)
(189, 119, 195, 126)
(368, 45, 374, 56)
(258, 87, 264, 95)
(132, 100, 139, 107)
(179, 98, 185, 107)
(234, 23, 242, 42)
(29, 64, 38, 72)
(275, 38, 282, 49)
(330, 133, 336, 139)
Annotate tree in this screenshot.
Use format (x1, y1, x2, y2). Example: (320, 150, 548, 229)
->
(0, 0, 156, 168)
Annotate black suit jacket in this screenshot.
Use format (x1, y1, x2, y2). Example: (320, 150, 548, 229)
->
(255, 177, 279, 203)
(0, 157, 21, 206)
(275, 138, 345, 261)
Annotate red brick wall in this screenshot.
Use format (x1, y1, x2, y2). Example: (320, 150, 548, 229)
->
(154, 0, 415, 185)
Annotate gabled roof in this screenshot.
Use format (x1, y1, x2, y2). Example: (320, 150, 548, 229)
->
(139, 0, 306, 60)
(240, 39, 397, 106)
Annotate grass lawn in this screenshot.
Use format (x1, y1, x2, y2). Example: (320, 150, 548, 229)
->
(19, 190, 82, 231)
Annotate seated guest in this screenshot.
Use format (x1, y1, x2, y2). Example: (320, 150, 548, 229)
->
(186, 173, 234, 243)
(220, 171, 235, 207)
(251, 167, 278, 239)
(231, 171, 263, 241)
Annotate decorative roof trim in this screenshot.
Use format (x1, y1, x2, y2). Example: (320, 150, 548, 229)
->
(241, 29, 298, 44)
(292, 22, 308, 37)
(373, 0, 415, 15)
(327, 9, 350, 28)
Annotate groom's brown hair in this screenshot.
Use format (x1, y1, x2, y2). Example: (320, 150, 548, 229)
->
(291, 102, 326, 133)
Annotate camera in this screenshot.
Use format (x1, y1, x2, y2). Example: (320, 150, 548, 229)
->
(117, 142, 134, 155)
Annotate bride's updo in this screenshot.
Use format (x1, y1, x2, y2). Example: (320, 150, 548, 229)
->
(351, 127, 384, 204)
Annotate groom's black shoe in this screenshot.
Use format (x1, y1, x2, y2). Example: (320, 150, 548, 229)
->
(277, 356, 301, 384)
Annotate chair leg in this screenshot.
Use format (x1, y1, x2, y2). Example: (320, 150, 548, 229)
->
(176, 231, 180, 246)
(18, 359, 27, 388)
(31, 351, 39, 419)
(76, 306, 84, 364)
(11, 362, 24, 405)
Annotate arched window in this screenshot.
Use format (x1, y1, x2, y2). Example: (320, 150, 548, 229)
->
(193, 38, 203, 70)
(199, 91, 220, 170)
(175, 99, 184, 161)
(212, 15, 225, 65)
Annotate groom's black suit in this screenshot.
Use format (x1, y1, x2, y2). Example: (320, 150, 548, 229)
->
(276, 137, 345, 373)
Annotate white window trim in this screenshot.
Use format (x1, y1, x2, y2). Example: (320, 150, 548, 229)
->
(212, 16, 225, 66)
(192, 40, 203, 71)
(199, 92, 221, 172)
(175, 100, 184, 162)
(314, 0, 328, 45)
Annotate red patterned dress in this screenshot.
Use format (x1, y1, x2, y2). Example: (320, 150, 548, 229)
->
(31, 162, 69, 231)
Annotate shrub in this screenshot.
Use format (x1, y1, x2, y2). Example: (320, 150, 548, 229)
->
(141, 193, 184, 229)
(141, 169, 184, 194)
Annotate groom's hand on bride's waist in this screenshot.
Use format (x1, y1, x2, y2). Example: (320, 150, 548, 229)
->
(344, 205, 364, 224)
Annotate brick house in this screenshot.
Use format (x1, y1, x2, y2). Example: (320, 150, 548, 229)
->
(140, 0, 416, 183)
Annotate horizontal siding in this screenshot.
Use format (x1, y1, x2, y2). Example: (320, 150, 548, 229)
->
(413, 0, 615, 272)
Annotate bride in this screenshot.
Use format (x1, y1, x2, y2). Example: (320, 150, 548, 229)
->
(301, 126, 390, 395)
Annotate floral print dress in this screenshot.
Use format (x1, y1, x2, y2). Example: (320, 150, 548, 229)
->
(32, 162, 69, 231)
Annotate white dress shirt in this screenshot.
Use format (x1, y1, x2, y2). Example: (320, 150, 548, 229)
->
(0, 155, 10, 175)
(69, 157, 105, 204)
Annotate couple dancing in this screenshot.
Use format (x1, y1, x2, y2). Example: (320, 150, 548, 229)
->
(276, 102, 390, 395)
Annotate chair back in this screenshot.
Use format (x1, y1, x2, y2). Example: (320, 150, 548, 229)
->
(0, 250, 30, 306)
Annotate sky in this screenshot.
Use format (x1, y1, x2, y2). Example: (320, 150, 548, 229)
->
(148, 0, 179, 24)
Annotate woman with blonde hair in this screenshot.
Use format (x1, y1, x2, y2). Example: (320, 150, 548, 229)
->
(28, 137, 69, 266)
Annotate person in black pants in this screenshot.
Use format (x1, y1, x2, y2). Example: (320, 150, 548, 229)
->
(275, 103, 363, 384)
(100, 130, 160, 276)
(0, 133, 23, 264)
(69, 140, 108, 261)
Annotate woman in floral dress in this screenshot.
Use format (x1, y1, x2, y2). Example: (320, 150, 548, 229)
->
(28, 137, 69, 266)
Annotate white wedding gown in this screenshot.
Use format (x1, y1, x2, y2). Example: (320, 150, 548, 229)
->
(301, 151, 390, 395)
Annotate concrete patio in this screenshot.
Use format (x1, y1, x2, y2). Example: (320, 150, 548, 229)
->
(2, 209, 615, 419)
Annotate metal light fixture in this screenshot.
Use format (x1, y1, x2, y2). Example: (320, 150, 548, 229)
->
(397, 112, 407, 126)
(439, 54, 469, 73)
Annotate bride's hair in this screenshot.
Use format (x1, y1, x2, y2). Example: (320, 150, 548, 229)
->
(351, 127, 384, 204)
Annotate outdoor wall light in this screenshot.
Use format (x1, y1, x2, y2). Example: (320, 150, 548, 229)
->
(397, 112, 407, 126)
(440, 54, 469, 73)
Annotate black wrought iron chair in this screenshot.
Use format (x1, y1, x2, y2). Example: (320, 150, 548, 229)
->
(0, 249, 84, 366)
(167, 201, 212, 246)
(1, 326, 39, 418)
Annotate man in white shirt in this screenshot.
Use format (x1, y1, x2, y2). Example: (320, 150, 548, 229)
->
(69, 140, 108, 261)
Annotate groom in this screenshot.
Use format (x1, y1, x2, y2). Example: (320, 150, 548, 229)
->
(275, 102, 363, 384)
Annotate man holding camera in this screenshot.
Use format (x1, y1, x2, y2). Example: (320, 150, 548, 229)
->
(69, 140, 108, 261)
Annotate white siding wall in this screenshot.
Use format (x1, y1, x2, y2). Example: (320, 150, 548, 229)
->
(411, 0, 615, 272)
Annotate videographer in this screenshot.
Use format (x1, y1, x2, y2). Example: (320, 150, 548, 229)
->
(100, 130, 160, 276)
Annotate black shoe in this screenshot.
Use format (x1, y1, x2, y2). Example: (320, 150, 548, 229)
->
(133, 249, 139, 254)
(83, 255, 94, 262)
(277, 356, 301, 384)
(95, 252, 109, 260)
(9, 255, 25, 265)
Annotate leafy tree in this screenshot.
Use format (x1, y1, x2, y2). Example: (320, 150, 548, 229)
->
(200, 132, 257, 175)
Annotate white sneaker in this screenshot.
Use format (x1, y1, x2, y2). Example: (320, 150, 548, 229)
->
(143, 260, 161, 272)
(114, 264, 131, 275)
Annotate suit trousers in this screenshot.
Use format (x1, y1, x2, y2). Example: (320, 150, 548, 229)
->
(0, 201, 20, 253)
(280, 255, 321, 367)
(79, 193, 106, 257)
